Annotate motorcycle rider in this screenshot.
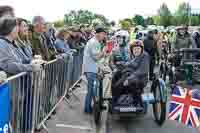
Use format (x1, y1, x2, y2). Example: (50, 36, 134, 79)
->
(112, 40, 149, 106)
(172, 25, 192, 51)
(169, 26, 192, 67)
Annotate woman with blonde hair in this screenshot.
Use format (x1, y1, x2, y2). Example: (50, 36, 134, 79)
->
(16, 18, 33, 64)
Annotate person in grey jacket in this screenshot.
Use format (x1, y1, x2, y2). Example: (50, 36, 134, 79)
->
(112, 40, 149, 103)
(172, 26, 192, 51)
(0, 16, 42, 75)
(83, 27, 108, 113)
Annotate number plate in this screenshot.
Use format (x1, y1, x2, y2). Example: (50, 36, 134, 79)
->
(119, 107, 136, 112)
(142, 93, 154, 102)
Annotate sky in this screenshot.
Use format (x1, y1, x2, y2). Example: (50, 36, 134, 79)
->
(0, 0, 199, 22)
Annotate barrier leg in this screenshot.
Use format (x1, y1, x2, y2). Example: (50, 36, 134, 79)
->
(64, 97, 73, 108)
(71, 91, 81, 103)
(65, 77, 82, 103)
(41, 123, 48, 132)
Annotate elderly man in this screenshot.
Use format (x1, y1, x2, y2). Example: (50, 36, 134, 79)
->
(31, 16, 57, 61)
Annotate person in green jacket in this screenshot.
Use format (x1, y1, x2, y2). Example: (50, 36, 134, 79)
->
(172, 26, 192, 51)
(130, 27, 138, 41)
(30, 16, 57, 61)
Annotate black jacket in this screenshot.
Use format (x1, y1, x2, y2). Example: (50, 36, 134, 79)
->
(143, 37, 159, 59)
(123, 52, 150, 85)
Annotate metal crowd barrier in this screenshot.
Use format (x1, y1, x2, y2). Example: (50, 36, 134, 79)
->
(8, 72, 33, 133)
(70, 48, 84, 85)
(4, 49, 84, 133)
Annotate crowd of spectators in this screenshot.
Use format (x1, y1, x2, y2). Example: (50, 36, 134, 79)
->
(0, 5, 95, 83)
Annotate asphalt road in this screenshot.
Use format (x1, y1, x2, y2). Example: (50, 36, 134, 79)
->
(98, 75, 200, 133)
(43, 76, 200, 133)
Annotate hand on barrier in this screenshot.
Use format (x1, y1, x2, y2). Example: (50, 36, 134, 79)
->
(32, 55, 47, 65)
(32, 64, 43, 72)
(31, 59, 47, 65)
(56, 55, 64, 60)
(65, 51, 73, 56)
(71, 49, 77, 53)
(56, 54, 70, 62)
(0, 71, 7, 84)
(61, 53, 71, 62)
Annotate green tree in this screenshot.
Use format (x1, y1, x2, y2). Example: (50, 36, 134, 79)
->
(53, 19, 65, 28)
(94, 14, 109, 25)
(133, 15, 145, 26)
(153, 16, 161, 25)
(64, 10, 109, 26)
(123, 18, 134, 26)
(175, 2, 191, 25)
(144, 17, 154, 26)
(157, 3, 172, 27)
(191, 15, 200, 26)
(169, 16, 178, 26)
(119, 19, 132, 30)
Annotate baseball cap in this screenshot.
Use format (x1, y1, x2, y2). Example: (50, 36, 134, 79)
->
(95, 26, 107, 34)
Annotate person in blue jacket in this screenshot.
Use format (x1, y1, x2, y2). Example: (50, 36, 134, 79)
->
(110, 31, 129, 69)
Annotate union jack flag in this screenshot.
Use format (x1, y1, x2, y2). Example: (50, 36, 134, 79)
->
(168, 86, 200, 128)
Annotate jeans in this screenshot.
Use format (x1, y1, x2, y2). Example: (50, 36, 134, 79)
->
(84, 72, 99, 113)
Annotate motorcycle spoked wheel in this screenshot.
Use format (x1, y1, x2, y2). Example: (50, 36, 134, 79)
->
(151, 79, 166, 126)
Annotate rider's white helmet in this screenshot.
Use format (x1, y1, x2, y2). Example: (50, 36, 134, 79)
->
(114, 30, 129, 42)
